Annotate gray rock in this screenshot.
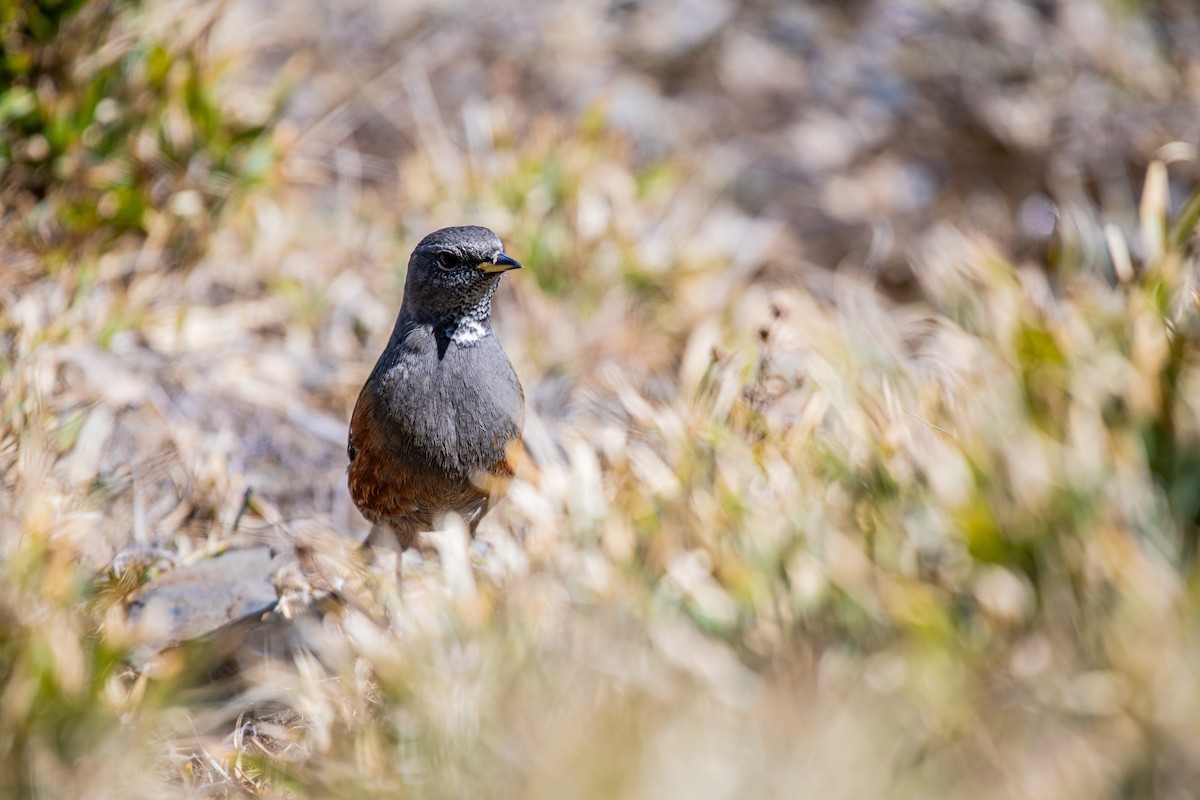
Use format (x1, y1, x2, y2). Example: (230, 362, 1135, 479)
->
(125, 546, 282, 662)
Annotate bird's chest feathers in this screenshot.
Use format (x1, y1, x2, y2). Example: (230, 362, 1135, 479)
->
(377, 330, 519, 472)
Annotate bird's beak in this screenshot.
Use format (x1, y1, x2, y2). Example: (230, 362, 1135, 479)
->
(479, 252, 523, 273)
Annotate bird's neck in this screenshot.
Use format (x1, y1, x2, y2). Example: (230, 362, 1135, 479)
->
(398, 275, 503, 348)
(440, 283, 498, 346)
(444, 304, 489, 345)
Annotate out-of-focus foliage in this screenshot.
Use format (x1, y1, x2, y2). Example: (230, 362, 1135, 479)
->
(268, 0, 1200, 288)
(0, 0, 280, 265)
(0, 529, 145, 799)
(4, 1, 1200, 799)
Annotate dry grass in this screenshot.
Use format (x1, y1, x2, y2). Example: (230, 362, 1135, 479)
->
(4, 0, 1200, 798)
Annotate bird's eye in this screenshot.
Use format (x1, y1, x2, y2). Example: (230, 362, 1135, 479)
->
(436, 251, 455, 269)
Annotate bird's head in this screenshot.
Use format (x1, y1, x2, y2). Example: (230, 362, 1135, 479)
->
(400, 225, 522, 322)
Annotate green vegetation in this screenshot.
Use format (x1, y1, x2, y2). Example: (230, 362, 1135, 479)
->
(1, 0, 278, 264)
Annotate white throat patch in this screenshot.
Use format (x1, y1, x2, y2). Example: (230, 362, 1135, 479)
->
(447, 317, 487, 345)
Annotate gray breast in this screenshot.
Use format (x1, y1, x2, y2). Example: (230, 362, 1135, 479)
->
(379, 328, 522, 476)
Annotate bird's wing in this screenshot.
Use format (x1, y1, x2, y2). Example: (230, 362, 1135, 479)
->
(346, 383, 423, 524)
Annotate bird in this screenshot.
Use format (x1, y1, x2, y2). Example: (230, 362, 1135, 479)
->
(347, 225, 524, 552)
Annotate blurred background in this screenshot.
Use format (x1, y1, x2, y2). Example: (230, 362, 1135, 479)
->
(257, 0, 1200, 283)
(3, 0, 1200, 797)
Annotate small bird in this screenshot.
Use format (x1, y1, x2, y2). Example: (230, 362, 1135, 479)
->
(347, 226, 524, 551)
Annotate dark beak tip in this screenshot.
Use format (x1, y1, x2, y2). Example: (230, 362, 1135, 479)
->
(497, 253, 523, 271)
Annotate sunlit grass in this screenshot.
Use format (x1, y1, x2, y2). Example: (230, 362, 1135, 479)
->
(4, 1, 1200, 798)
